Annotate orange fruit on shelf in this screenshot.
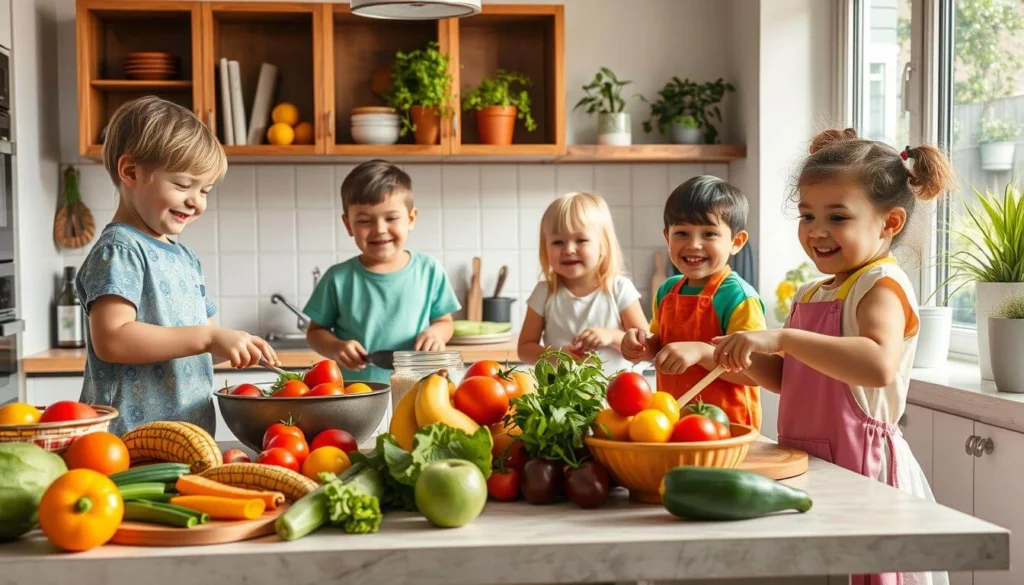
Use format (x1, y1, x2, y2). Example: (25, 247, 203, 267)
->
(266, 123, 295, 146)
(63, 431, 130, 476)
(271, 103, 300, 126)
(628, 409, 673, 443)
(293, 121, 314, 145)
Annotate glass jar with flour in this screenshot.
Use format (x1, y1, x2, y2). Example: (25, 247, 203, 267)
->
(389, 351, 466, 406)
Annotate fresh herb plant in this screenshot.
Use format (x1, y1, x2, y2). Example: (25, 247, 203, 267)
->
(943, 181, 1024, 291)
(573, 67, 641, 115)
(384, 41, 455, 137)
(642, 77, 734, 144)
(462, 69, 538, 132)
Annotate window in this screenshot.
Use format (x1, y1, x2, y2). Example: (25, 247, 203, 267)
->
(855, 0, 913, 149)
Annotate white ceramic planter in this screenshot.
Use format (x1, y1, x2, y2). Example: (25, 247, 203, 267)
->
(597, 113, 631, 146)
(979, 141, 1016, 172)
(976, 282, 1024, 380)
(914, 306, 953, 368)
(671, 123, 703, 144)
(989, 317, 1024, 393)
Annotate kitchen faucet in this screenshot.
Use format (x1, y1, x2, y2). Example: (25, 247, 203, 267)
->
(270, 293, 309, 332)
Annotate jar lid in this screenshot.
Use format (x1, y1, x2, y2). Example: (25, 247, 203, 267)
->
(393, 350, 464, 368)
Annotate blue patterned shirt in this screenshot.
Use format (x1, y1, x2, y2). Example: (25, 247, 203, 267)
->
(76, 222, 217, 436)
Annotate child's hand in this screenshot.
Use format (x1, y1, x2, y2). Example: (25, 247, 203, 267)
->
(335, 339, 368, 371)
(210, 328, 277, 369)
(414, 329, 446, 352)
(621, 328, 650, 362)
(655, 341, 705, 375)
(711, 330, 784, 372)
(572, 327, 614, 353)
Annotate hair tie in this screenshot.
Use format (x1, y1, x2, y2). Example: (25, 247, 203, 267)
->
(901, 145, 918, 177)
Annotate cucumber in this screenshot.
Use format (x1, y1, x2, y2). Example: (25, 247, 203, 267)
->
(661, 467, 813, 521)
(118, 482, 166, 501)
(131, 499, 210, 524)
(275, 483, 328, 541)
(110, 463, 191, 487)
(124, 501, 198, 528)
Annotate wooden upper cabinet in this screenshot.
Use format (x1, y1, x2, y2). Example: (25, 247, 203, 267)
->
(200, 2, 324, 156)
(77, 0, 203, 158)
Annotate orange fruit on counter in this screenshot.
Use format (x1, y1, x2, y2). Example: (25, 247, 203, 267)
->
(0, 402, 41, 425)
(266, 122, 295, 146)
(271, 102, 300, 126)
(648, 391, 681, 424)
(302, 446, 351, 481)
(293, 121, 314, 145)
(628, 409, 673, 443)
(344, 383, 373, 395)
(592, 407, 633, 440)
(64, 431, 130, 476)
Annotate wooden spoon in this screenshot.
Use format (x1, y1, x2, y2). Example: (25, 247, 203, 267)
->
(675, 365, 727, 408)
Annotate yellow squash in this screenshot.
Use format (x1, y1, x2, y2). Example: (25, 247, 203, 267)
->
(414, 370, 480, 435)
(121, 421, 221, 473)
(389, 382, 420, 450)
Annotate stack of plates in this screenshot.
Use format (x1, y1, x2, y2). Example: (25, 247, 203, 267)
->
(123, 52, 180, 81)
(350, 106, 400, 145)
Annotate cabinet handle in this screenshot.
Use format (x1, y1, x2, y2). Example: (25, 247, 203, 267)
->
(328, 110, 335, 138)
(965, 435, 979, 455)
(973, 437, 994, 457)
(453, 111, 459, 137)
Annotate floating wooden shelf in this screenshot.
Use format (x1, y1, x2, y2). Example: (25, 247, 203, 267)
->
(561, 144, 747, 163)
(91, 79, 193, 91)
(222, 144, 319, 157)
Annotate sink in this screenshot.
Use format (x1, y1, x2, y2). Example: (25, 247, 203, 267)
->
(265, 332, 309, 351)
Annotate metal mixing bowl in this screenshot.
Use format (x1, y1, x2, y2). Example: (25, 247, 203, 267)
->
(215, 382, 391, 452)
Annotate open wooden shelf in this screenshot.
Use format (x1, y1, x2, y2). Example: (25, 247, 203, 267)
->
(561, 144, 747, 163)
(91, 79, 193, 91)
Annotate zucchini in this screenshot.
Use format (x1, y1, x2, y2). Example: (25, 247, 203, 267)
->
(661, 467, 813, 521)
(124, 501, 198, 528)
(110, 463, 191, 487)
(118, 482, 166, 501)
(131, 499, 210, 524)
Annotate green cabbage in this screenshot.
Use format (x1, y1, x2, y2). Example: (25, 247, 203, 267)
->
(0, 443, 68, 541)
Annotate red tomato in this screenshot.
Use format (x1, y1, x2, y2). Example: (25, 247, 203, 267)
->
(273, 380, 310, 398)
(257, 447, 299, 472)
(493, 434, 527, 473)
(310, 429, 358, 454)
(606, 372, 653, 416)
(453, 376, 510, 426)
(303, 360, 343, 389)
(63, 432, 130, 475)
(487, 468, 520, 502)
(263, 421, 305, 450)
(307, 382, 345, 397)
(229, 383, 263, 397)
(465, 360, 502, 379)
(670, 414, 720, 443)
(222, 449, 251, 464)
(266, 434, 310, 465)
(39, 401, 99, 423)
(713, 420, 731, 440)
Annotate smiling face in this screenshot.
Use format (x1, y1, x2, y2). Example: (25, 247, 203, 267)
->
(116, 156, 215, 241)
(545, 227, 603, 287)
(664, 214, 748, 286)
(343, 192, 417, 267)
(797, 181, 906, 282)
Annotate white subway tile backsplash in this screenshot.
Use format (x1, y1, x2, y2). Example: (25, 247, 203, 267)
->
(256, 166, 296, 209)
(668, 163, 704, 190)
(481, 208, 517, 250)
(258, 253, 298, 298)
(442, 166, 481, 208)
(518, 207, 545, 250)
(181, 211, 217, 252)
(631, 164, 670, 206)
(200, 255, 218, 297)
(556, 164, 594, 195)
(518, 165, 556, 206)
(481, 250, 520, 298)
(260, 299, 302, 338)
(443, 250, 478, 316)
(480, 165, 518, 208)
(78, 165, 119, 212)
(610, 206, 634, 249)
(632, 206, 666, 247)
(594, 165, 632, 206)
(335, 220, 361, 253)
(219, 297, 260, 333)
(631, 248, 660, 300)
(257, 210, 297, 252)
(297, 252, 336, 299)
(217, 211, 257, 253)
(218, 253, 258, 297)
(405, 165, 442, 207)
(297, 165, 337, 209)
(408, 208, 442, 250)
(443, 208, 481, 250)
(519, 250, 543, 293)
(217, 165, 256, 209)
(297, 210, 336, 252)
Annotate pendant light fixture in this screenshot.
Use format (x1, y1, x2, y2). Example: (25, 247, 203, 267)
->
(350, 0, 482, 20)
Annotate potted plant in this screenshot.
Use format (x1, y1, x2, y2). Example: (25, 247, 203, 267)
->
(642, 77, 734, 144)
(944, 180, 1024, 380)
(573, 67, 641, 146)
(674, 115, 702, 145)
(976, 116, 1020, 171)
(462, 69, 538, 146)
(914, 287, 955, 369)
(988, 292, 1024, 393)
(384, 41, 455, 146)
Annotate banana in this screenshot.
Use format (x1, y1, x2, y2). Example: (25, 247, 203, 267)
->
(414, 370, 480, 435)
(389, 383, 420, 451)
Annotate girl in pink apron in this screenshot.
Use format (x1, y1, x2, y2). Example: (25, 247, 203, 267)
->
(711, 128, 955, 585)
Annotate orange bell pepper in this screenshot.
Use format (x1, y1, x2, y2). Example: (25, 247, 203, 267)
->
(38, 468, 124, 552)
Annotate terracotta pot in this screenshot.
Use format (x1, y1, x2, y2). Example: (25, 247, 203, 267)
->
(409, 106, 441, 145)
(476, 106, 517, 146)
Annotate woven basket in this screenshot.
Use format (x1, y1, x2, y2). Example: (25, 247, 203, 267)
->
(0, 405, 119, 454)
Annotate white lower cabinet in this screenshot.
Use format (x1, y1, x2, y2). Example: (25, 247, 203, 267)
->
(973, 423, 1024, 585)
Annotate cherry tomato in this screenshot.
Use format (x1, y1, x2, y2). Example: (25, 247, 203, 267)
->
(303, 360, 343, 389)
(310, 429, 358, 454)
(465, 360, 502, 379)
(222, 449, 251, 464)
(453, 376, 510, 426)
(39, 401, 99, 423)
(263, 421, 305, 450)
(273, 380, 310, 398)
(670, 414, 720, 443)
(307, 382, 346, 397)
(491, 428, 527, 472)
(487, 468, 520, 501)
(606, 372, 653, 416)
(266, 434, 310, 465)
(257, 447, 299, 472)
(229, 383, 263, 397)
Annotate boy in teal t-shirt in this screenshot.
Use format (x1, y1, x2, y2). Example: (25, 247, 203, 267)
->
(303, 160, 460, 383)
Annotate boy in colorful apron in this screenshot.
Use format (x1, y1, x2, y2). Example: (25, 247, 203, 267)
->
(622, 175, 766, 429)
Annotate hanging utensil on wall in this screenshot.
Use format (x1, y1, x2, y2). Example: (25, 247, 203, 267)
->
(54, 165, 96, 250)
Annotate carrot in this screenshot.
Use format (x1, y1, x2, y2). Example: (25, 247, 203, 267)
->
(176, 474, 285, 509)
(169, 495, 266, 520)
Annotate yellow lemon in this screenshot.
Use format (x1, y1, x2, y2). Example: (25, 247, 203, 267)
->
(648, 391, 681, 424)
(271, 102, 300, 126)
(592, 407, 633, 441)
(629, 409, 672, 443)
(302, 446, 351, 482)
(266, 122, 295, 146)
(345, 383, 373, 395)
(293, 121, 314, 145)
(0, 402, 41, 425)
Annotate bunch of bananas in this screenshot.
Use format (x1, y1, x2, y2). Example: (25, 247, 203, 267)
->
(389, 370, 480, 450)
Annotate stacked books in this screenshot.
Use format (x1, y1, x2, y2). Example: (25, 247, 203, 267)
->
(218, 58, 278, 146)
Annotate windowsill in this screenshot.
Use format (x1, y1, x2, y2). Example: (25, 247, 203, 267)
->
(909, 357, 1024, 434)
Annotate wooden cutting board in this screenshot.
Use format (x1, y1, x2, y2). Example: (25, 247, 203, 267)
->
(738, 442, 808, 480)
(467, 256, 483, 321)
(110, 507, 285, 547)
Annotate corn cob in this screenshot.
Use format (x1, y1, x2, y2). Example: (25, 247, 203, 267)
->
(122, 421, 222, 473)
(198, 463, 317, 502)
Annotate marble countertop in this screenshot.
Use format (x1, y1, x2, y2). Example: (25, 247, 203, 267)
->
(909, 359, 1024, 434)
(0, 455, 1007, 584)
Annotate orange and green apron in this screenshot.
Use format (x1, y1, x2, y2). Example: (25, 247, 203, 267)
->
(656, 267, 761, 429)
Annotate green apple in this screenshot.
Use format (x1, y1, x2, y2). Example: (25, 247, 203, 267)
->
(415, 459, 488, 528)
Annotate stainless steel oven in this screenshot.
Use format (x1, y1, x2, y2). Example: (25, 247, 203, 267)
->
(0, 317, 23, 405)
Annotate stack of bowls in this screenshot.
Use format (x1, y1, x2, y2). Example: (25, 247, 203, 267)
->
(351, 107, 400, 145)
(123, 52, 180, 81)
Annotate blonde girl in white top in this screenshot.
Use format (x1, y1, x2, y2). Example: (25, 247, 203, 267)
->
(518, 192, 649, 375)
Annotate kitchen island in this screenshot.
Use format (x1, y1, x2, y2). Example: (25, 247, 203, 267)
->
(0, 455, 1008, 585)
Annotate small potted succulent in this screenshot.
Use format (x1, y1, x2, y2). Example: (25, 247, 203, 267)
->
(462, 69, 538, 146)
(573, 67, 642, 146)
(384, 41, 455, 146)
(976, 116, 1020, 171)
(988, 292, 1024, 393)
(643, 77, 734, 144)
